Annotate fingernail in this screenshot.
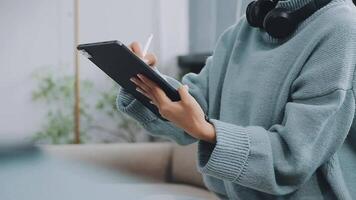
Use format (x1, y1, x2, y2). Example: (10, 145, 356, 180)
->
(136, 87, 142, 93)
(184, 85, 189, 89)
(138, 74, 145, 80)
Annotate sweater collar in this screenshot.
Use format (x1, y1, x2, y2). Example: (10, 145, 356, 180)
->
(261, 0, 341, 44)
(276, 0, 314, 10)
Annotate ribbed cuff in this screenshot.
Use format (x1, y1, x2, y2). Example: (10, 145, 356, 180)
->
(118, 87, 136, 106)
(197, 119, 250, 182)
(277, 0, 312, 10)
(116, 87, 158, 123)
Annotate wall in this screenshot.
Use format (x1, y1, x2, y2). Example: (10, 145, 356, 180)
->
(188, 0, 254, 53)
(189, 0, 238, 53)
(0, 0, 73, 137)
(0, 0, 188, 138)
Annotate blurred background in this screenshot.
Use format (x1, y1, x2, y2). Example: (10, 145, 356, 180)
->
(0, 0, 252, 144)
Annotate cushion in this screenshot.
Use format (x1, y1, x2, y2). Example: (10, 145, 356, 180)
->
(43, 143, 173, 183)
(171, 143, 205, 188)
(118, 184, 218, 200)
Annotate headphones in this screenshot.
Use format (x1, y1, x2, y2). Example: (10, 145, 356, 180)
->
(246, 0, 332, 39)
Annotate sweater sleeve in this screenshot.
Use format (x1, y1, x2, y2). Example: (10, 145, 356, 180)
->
(197, 23, 356, 195)
(116, 24, 239, 145)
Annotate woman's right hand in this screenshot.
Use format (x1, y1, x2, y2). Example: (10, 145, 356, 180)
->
(129, 42, 157, 69)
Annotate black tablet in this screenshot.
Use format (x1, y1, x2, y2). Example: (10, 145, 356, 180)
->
(77, 40, 180, 121)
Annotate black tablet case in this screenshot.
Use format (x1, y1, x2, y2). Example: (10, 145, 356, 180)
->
(77, 40, 180, 122)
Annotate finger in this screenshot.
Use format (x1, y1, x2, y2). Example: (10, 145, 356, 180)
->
(150, 99, 160, 106)
(129, 42, 143, 58)
(140, 89, 160, 106)
(178, 85, 191, 103)
(137, 88, 160, 107)
(130, 76, 161, 105)
(136, 87, 151, 99)
(137, 74, 172, 105)
(130, 77, 151, 94)
(136, 74, 156, 90)
(144, 53, 157, 67)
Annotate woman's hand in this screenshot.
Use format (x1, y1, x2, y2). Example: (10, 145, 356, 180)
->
(129, 42, 157, 67)
(131, 74, 216, 143)
(128, 42, 216, 143)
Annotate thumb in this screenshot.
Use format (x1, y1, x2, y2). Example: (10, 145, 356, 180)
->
(178, 85, 191, 102)
(144, 53, 157, 67)
(129, 42, 143, 58)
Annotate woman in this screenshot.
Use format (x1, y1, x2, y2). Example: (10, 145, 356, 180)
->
(117, 0, 356, 199)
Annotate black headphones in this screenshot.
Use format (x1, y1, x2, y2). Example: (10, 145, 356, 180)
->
(246, 0, 332, 39)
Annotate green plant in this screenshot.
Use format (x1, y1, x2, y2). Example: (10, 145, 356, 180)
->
(94, 86, 146, 143)
(31, 69, 150, 144)
(32, 69, 92, 144)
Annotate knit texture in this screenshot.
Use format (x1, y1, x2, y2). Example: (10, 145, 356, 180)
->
(117, 0, 356, 199)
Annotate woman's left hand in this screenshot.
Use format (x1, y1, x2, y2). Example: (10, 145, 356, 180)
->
(130, 74, 216, 143)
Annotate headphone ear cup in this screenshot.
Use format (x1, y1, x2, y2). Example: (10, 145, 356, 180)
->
(263, 7, 297, 39)
(246, 0, 277, 28)
(246, 1, 260, 27)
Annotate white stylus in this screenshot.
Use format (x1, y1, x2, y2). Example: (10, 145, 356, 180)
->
(142, 34, 154, 58)
(141, 33, 167, 81)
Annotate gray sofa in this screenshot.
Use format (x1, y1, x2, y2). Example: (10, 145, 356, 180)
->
(43, 143, 218, 199)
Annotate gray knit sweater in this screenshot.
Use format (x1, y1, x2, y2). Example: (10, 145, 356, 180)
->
(117, 0, 356, 199)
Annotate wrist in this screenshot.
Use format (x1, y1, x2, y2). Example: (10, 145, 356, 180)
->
(200, 120, 216, 144)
